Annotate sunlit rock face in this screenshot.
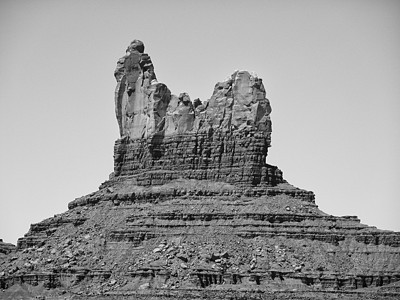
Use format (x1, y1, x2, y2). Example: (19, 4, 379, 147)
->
(112, 40, 277, 189)
(114, 39, 170, 140)
(114, 43, 272, 141)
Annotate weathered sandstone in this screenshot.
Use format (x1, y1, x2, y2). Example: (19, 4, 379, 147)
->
(1, 40, 399, 300)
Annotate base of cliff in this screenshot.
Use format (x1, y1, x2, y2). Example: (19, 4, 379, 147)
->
(1, 179, 400, 299)
(1, 282, 400, 300)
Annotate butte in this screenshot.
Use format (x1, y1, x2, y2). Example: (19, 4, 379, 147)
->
(1, 40, 399, 300)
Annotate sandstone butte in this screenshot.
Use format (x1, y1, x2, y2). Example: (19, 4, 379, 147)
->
(1, 40, 399, 300)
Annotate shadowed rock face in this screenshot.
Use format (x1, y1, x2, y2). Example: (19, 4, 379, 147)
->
(1, 40, 400, 300)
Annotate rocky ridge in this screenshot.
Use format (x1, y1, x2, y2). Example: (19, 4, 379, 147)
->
(1, 40, 399, 300)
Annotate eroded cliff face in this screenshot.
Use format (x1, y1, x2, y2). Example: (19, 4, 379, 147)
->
(114, 39, 170, 140)
(112, 41, 275, 190)
(114, 41, 271, 141)
(1, 40, 400, 300)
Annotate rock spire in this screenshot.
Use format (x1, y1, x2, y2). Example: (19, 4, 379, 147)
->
(111, 40, 278, 189)
(114, 40, 272, 141)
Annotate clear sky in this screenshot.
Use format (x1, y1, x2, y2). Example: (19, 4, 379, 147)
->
(0, 0, 399, 244)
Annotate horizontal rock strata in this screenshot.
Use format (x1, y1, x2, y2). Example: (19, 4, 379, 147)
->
(1, 193, 399, 298)
(1, 40, 399, 299)
(111, 133, 282, 188)
(111, 41, 274, 189)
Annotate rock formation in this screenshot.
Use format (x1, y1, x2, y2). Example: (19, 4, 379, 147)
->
(1, 40, 399, 300)
(112, 41, 276, 189)
(0, 239, 15, 255)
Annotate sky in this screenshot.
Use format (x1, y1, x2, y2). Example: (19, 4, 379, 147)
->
(0, 0, 399, 244)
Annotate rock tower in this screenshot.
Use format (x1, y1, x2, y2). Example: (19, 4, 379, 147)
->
(1, 40, 399, 300)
